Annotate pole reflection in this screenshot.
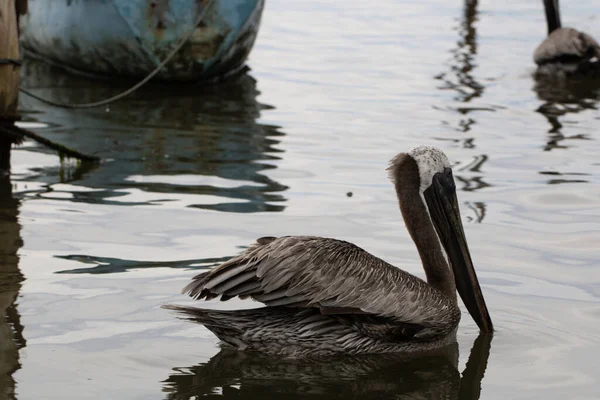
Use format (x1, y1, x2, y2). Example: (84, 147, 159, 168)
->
(435, 0, 490, 220)
(0, 176, 25, 399)
(436, 0, 484, 130)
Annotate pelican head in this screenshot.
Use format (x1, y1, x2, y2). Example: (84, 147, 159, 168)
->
(388, 146, 493, 333)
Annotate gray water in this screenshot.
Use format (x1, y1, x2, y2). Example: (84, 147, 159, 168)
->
(2, 0, 600, 398)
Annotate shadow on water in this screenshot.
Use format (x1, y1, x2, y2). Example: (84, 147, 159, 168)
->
(0, 177, 26, 399)
(18, 59, 288, 213)
(533, 75, 600, 153)
(53, 254, 232, 275)
(161, 334, 492, 400)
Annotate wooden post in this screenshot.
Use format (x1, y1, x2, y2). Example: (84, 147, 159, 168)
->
(0, 0, 21, 174)
(0, 6, 25, 393)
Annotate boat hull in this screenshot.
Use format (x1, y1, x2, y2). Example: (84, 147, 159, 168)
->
(19, 0, 265, 81)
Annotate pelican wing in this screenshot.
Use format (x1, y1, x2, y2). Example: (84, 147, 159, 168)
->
(534, 27, 600, 65)
(182, 236, 460, 340)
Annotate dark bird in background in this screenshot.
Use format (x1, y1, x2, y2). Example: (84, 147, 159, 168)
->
(534, 0, 600, 77)
(164, 146, 493, 356)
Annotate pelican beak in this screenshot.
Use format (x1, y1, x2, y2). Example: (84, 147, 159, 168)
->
(424, 168, 493, 333)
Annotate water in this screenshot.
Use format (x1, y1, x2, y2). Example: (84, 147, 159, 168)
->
(2, 0, 600, 398)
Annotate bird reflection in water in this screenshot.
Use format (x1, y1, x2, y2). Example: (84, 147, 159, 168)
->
(19, 60, 288, 213)
(0, 176, 26, 398)
(533, 75, 600, 153)
(162, 334, 492, 400)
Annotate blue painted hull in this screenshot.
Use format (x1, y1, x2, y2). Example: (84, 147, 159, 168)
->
(19, 0, 265, 81)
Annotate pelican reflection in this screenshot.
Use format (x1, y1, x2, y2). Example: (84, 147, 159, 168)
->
(162, 333, 492, 400)
(533, 75, 600, 152)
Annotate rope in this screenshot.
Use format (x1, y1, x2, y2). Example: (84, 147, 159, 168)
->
(0, 58, 22, 66)
(19, 0, 214, 109)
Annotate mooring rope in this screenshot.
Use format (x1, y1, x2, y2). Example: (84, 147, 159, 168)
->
(19, 0, 214, 109)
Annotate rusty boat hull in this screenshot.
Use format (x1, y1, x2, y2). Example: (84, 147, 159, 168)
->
(18, 0, 265, 82)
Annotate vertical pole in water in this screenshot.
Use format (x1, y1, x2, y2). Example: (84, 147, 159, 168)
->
(0, 7, 25, 396)
(0, 0, 21, 175)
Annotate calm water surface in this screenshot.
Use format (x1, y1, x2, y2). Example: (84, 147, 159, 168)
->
(1, 0, 599, 398)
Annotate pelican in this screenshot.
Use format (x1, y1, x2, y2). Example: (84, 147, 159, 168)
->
(534, 0, 600, 76)
(164, 146, 493, 356)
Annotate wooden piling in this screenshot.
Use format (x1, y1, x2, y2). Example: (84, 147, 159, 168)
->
(0, 0, 21, 174)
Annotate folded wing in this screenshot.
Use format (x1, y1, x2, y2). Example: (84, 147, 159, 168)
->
(183, 236, 460, 340)
(534, 28, 600, 65)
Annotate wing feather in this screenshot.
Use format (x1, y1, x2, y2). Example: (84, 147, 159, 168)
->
(263, 294, 308, 307)
(212, 271, 256, 294)
(183, 236, 460, 339)
(534, 27, 600, 65)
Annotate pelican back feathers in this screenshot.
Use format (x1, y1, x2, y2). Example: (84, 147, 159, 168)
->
(181, 236, 461, 342)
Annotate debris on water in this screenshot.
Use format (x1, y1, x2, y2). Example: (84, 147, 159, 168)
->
(346, 192, 353, 197)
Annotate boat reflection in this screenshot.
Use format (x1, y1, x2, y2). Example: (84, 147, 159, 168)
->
(18, 60, 288, 213)
(0, 176, 26, 397)
(162, 334, 492, 400)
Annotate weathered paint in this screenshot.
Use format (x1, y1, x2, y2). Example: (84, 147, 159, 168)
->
(19, 0, 265, 81)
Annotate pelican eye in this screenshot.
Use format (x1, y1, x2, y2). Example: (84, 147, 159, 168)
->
(440, 168, 455, 192)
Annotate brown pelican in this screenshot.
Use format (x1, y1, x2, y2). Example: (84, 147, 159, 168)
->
(534, 0, 600, 76)
(164, 146, 493, 356)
